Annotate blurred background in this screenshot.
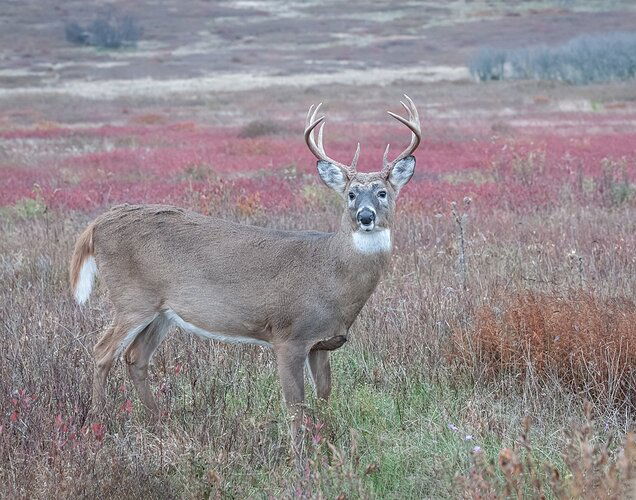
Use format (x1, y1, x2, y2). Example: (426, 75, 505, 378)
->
(2, 0, 636, 211)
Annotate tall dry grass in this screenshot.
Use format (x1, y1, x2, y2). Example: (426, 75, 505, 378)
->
(2, 195, 636, 497)
(460, 411, 636, 498)
(453, 291, 636, 411)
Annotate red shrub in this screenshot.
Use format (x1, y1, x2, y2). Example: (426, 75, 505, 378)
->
(452, 291, 636, 409)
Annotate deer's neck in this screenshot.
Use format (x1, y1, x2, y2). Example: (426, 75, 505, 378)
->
(326, 215, 392, 325)
(334, 213, 393, 259)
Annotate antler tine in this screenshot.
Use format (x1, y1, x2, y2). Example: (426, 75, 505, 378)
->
(317, 122, 325, 152)
(382, 143, 390, 166)
(400, 100, 412, 119)
(404, 93, 419, 122)
(382, 95, 422, 175)
(351, 142, 360, 169)
(304, 113, 325, 140)
(311, 102, 322, 127)
(304, 103, 358, 175)
(305, 104, 314, 126)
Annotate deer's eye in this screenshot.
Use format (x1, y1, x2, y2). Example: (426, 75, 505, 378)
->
(348, 192, 355, 201)
(377, 190, 387, 199)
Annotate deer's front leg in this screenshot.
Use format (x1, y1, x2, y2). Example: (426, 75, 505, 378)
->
(274, 343, 307, 452)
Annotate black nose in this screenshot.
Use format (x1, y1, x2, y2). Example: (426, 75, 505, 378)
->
(357, 209, 376, 226)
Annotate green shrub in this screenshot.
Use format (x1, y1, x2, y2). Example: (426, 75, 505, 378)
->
(470, 32, 636, 84)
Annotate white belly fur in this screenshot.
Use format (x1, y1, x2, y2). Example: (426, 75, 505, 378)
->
(163, 309, 271, 348)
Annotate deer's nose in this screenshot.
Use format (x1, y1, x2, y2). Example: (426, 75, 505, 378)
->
(357, 209, 376, 226)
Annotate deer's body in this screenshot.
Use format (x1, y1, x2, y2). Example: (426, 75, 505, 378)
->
(75, 203, 389, 349)
(71, 96, 421, 446)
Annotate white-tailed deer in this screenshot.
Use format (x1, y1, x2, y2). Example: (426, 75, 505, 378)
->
(70, 95, 421, 442)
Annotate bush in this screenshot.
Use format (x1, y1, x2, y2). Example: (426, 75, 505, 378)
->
(64, 22, 88, 45)
(65, 8, 142, 49)
(238, 120, 284, 138)
(452, 291, 636, 410)
(469, 48, 509, 81)
(470, 32, 636, 84)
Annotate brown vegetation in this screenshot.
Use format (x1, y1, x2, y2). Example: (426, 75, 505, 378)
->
(453, 291, 636, 411)
(461, 411, 636, 498)
(3, 199, 636, 497)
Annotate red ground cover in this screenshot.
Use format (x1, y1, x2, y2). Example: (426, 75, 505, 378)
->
(1, 117, 635, 213)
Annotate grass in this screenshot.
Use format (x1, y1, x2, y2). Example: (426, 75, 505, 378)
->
(2, 192, 636, 496)
(1, 101, 636, 498)
(5, 0, 636, 494)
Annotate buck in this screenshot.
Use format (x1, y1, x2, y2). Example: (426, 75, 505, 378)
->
(70, 96, 421, 441)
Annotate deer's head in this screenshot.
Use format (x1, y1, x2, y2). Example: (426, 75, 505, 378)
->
(305, 95, 421, 234)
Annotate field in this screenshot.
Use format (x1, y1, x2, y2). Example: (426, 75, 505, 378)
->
(2, 1, 636, 498)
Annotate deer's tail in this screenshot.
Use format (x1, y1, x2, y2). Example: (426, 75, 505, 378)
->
(69, 223, 97, 305)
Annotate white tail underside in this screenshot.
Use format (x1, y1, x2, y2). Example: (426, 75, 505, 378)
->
(74, 256, 97, 304)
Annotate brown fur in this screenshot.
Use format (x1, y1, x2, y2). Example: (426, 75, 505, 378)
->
(71, 203, 392, 441)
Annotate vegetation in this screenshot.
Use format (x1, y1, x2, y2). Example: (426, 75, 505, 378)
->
(470, 32, 636, 84)
(5, 0, 636, 496)
(238, 120, 285, 139)
(65, 7, 142, 49)
(1, 114, 636, 497)
(2, 122, 635, 212)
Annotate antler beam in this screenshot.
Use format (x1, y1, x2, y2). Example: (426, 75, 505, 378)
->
(381, 94, 421, 176)
(304, 103, 360, 177)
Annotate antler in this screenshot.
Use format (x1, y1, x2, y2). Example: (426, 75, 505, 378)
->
(304, 103, 360, 177)
(381, 94, 421, 176)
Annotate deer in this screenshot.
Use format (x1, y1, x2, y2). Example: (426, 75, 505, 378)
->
(69, 95, 421, 445)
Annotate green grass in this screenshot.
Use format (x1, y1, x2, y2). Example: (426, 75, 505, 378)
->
(0, 197, 47, 219)
(141, 347, 578, 498)
(2, 208, 635, 498)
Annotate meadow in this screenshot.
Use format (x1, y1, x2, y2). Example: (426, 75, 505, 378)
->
(3, 0, 636, 498)
(2, 102, 636, 497)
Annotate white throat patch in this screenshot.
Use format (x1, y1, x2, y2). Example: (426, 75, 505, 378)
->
(352, 229, 392, 254)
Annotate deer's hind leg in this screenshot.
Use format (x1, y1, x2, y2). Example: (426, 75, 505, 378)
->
(124, 314, 171, 416)
(91, 314, 156, 413)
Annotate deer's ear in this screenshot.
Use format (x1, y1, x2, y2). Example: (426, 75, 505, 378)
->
(388, 156, 415, 193)
(317, 160, 347, 194)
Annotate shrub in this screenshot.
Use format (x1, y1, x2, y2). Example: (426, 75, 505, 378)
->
(469, 48, 509, 81)
(599, 158, 634, 207)
(64, 22, 88, 45)
(470, 32, 636, 84)
(65, 8, 142, 49)
(238, 120, 284, 138)
(452, 291, 636, 410)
